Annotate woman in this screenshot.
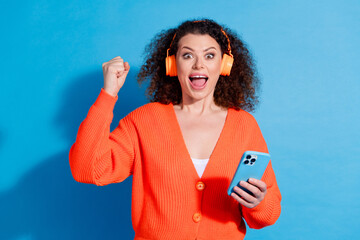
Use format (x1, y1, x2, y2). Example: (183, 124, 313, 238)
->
(69, 19, 281, 239)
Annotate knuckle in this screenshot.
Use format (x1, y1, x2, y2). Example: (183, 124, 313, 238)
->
(109, 64, 122, 70)
(108, 65, 116, 71)
(240, 181, 248, 189)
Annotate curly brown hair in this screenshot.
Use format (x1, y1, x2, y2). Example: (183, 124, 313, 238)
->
(137, 19, 260, 111)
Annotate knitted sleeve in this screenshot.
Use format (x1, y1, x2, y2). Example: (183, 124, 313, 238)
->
(240, 115, 282, 229)
(69, 89, 136, 186)
(241, 161, 282, 229)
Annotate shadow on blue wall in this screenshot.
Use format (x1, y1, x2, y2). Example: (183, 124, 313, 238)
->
(0, 68, 147, 239)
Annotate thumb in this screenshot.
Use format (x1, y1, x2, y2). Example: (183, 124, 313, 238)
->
(124, 62, 130, 72)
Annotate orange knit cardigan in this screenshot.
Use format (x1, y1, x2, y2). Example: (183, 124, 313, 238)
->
(69, 89, 281, 240)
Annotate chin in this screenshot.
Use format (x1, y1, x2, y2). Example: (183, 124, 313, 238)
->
(184, 88, 215, 102)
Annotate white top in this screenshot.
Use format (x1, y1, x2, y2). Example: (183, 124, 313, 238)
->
(191, 157, 210, 178)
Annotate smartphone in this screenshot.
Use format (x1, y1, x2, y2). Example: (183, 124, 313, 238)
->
(227, 151, 271, 196)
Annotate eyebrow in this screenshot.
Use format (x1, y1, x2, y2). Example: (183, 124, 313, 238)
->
(181, 46, 217, 52)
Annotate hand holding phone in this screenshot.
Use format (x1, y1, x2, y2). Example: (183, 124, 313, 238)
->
(227, 151, 270, 208)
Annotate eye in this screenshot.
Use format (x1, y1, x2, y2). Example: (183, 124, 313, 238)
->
(205, 53, 215, 59)
(183, 53, 193, 59)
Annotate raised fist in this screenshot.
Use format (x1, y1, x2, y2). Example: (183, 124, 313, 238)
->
(102, 56, 130, 96)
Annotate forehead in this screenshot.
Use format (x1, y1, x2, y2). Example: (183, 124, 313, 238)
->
(177, 33, 220, 50)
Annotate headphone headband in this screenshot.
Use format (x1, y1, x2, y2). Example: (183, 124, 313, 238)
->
(221, 29, 233, 57)
(167, 33, 177, 58)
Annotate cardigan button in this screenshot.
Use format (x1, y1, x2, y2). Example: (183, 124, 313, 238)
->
(193, 213, 202, 223)
(196, 181, 205, 191)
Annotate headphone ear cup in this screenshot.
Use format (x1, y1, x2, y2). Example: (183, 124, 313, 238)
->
(166, 55, 177, 76)
(220, 54, 234, 76)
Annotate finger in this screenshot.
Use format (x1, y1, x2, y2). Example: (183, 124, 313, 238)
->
(233, 186, 257, 204)
(102, 62, 124, 70)
(248, 178, 267, 192)
(231, 192, 253, 208)
(124, 62, 130, 72)
(107, 60, 124, 66)
(112, 56, 123, 60)
(103, 57, 122, 65)
(118, 62, 130, 78)
(109, 62, 125, 68)
(107, 58, 124, 65)
(109, 57, 123, 62)
(239, 181, 262, 198)
(108, 62, 126, 72)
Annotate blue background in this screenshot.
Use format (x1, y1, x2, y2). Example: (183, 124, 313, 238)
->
(1, 0, 359, 239)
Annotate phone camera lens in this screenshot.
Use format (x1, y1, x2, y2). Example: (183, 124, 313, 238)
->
(244, 160, 250, 165)
(250, 158, 256, 163)
(246, 155, 251, 159)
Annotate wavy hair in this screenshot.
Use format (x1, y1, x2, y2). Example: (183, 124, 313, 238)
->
(137, 19, 260, 111)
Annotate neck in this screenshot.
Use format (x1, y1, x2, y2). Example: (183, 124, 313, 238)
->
(177, 94, 222, 116)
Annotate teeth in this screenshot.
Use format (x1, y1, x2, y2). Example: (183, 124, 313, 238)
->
(190, 75, 207, 78)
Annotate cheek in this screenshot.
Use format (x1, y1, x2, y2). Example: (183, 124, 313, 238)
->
(176, 64, 185, 76)
(176, 63, 193, 84)
(176, 59, 189, 74)
(175, 63, 189, 86)
(209, 60, 222, 75)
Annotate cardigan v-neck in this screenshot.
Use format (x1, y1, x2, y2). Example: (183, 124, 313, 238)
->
(191, 158, 210, 178)
(167, 103, 232, 180)
(69, 89, 282, 240)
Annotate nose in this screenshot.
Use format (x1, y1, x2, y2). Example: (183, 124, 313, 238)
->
(192, 56, 204, 69)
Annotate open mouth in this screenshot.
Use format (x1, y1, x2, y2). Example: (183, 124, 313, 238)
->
(188, 74, 208, 90)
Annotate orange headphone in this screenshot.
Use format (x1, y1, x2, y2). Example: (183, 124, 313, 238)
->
(165, 27, 234, 77)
